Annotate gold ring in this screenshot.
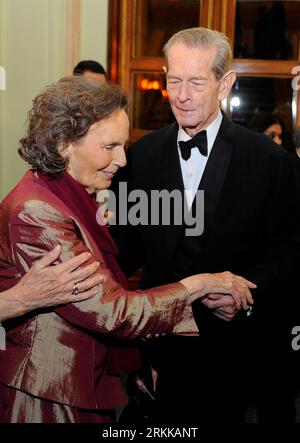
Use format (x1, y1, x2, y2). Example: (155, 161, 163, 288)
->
(72, 282, 80, 295)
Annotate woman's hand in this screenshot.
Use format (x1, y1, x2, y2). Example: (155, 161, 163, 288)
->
(180, 271, 256, 310)
(15, 245, 105, 314)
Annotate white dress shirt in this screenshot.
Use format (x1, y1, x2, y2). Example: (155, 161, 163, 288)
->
(177, 109, 223, 209)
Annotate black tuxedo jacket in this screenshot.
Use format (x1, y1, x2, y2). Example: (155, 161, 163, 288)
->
(291, 150, 300, 194)
(112, 114, 300, 416)
(113, 114, 300, 358)
(116, 114, 298, 290)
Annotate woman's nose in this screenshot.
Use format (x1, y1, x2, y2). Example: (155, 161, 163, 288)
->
(273, 135, 282, 146)
(114, 146, 127, 167)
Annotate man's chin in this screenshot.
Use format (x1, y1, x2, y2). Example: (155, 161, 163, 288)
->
(174, 115, 197, 128)
(178, 120, 198, 130)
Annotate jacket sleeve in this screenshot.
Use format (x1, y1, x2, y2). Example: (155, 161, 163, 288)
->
(9, 199, 198, 339)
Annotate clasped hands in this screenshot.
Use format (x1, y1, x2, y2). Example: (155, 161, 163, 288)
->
(200, 272, 255, 321)
(202, 293, 245, 321)
(181, 271, 256, 322)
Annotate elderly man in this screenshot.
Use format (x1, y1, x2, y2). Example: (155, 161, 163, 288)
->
(113, 27, 300, 424)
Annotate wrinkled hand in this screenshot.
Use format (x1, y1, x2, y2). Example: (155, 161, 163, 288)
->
(17, 245, 105, 313)
(187, 271, 256, 310)
(202, 293, 238, 321)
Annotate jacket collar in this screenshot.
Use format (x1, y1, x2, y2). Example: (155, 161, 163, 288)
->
(159, 114, 235, 260)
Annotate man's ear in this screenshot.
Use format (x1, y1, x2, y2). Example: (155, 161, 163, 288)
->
(218, 70, 236, 101)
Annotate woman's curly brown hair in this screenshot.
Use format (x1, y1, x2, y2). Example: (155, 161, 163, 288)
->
(19, 76, 128, 176)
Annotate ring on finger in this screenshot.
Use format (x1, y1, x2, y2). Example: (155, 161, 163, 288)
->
(72, 282, 80, 295)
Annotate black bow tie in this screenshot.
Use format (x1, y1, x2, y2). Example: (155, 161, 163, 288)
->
(178, 130, 208, 161)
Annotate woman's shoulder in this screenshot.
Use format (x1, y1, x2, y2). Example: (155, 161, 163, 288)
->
(1, 171, 69, 223)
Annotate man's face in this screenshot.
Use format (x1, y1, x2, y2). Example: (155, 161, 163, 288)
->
(166, 43, 223, 136)
(83, 70, 106, 84)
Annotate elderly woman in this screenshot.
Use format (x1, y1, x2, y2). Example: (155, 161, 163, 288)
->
(0, 77, 255, 423)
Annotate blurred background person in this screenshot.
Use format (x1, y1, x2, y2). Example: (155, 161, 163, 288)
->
(274, 104, 295, 153)
(73, 59, 107, 84)
(247, 111, 284, 146)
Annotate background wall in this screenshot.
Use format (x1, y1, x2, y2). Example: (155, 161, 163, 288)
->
(80, 0, 108, 67)
(0, 0, 108, 199)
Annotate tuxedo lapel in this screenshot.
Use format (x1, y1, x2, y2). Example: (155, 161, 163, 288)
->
(158, 115, 235, 261)
(197, 113, 235, 234)
(160, 122, 184, 192)
(159, 123, 186, 260)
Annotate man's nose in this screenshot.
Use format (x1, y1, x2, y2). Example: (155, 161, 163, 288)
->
(177, 83, 190, 102)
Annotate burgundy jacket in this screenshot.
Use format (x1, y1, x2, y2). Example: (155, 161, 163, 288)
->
(0, 171, 197, 409)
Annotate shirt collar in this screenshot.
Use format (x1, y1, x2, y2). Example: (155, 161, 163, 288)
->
(177, 109, 223, 154)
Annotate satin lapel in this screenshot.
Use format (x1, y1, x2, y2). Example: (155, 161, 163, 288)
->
(160, 122, 184, 192)
(198, 114, 235, 233)
(159, 123, 186, 260)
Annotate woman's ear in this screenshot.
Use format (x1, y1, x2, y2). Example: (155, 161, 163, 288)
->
(218, 70, 236, 101)
(58, 142, 71, 159)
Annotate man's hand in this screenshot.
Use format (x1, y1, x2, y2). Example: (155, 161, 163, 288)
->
(201, 293, 238, 321)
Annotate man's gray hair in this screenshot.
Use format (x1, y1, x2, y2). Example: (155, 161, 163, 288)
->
(293, 126, 300, 149)
(163, 27, 232, 80)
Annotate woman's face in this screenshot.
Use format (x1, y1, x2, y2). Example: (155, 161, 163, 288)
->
(264, 123, 283, 146)
(66, 109, 129, 194)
